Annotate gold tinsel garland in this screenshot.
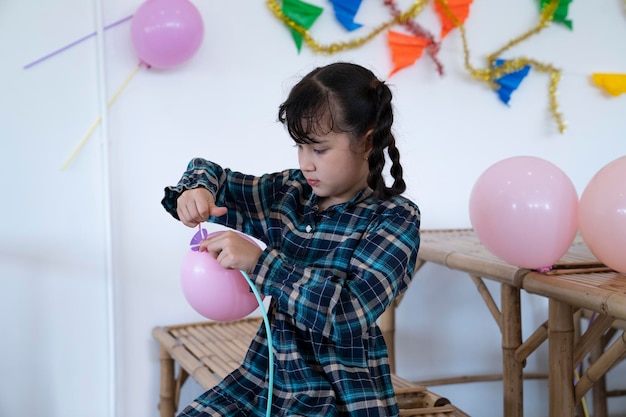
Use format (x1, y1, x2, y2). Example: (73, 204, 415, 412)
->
(266, 0, 428, 54)
(268, 0, 567, 133)
(435, 0, 566, 133)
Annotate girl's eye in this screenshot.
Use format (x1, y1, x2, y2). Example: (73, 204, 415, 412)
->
(313, 148, 327, 154)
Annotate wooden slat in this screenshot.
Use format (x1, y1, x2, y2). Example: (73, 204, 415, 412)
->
(575, 331, 626, 403)
(515, 320, 548, 363)
(525, 271, 626, 320)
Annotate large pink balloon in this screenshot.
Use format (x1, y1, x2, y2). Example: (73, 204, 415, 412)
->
(130, 0, 204, 69)
(180, 232, 261, 321)
(579, 156, 626, 273)
(469, 156, 579, 270)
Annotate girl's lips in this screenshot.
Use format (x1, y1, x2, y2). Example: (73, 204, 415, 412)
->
(307, 179, 320, 186)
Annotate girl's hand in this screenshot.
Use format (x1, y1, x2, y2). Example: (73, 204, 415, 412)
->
(199, 230, 262, 274)
(176, 188, 227, 227)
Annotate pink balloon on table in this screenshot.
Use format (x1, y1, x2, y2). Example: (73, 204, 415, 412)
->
(130, 0, 204, 68)
(181, 230, 262, 321)
(469, 156, 579, 270)
(579, 156, 626, 274)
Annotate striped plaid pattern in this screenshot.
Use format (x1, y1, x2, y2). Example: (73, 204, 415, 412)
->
(162, 158, 421, 417)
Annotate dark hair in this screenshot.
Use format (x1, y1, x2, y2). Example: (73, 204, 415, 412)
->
(278, 62, 406, 200)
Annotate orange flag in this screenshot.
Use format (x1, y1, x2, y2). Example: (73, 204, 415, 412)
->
(388, 30, 429, 77)
(434, 0, 474, 39)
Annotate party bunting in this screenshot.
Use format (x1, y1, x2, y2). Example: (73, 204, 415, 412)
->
(540, 0, 573, 29)
(434, 0, 473, 39)
(329, 0, 363, 31)
(384, 0, 444, 75)
(267, 0, 428, 54)
(592, 73, 626, 96)
(493, 59, 531, 105)
(282, 0, 324, 52)
(387, 30, 429, 77)
(433, 0, 566, 132)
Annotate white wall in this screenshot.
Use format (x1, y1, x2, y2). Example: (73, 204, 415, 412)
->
(2, 1, 626, 416)
(1, 1, 111, 417)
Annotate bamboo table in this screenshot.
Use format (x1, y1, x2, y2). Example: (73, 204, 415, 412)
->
(524, 267, 626, 417)
(381, 229, 624, 417)
(382, 229, 543, 417)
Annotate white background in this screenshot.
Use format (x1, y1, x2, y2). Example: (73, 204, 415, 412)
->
(2, 0, 626, 416)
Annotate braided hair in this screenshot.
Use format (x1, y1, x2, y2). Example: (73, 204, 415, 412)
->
(278, 62, 406, 200)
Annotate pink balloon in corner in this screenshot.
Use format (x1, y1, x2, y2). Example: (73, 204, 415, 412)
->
(469, 156, 579, 270)
(130, 0, 204, 69)
(180, 231, 262, 321)
(579, 156, 626, 274)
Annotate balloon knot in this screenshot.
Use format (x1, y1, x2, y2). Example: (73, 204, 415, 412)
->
(536, 266, 553, 273)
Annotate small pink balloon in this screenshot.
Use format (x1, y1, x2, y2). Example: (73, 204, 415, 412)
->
(469, 156, 579, 270)
(180, 232, 262, 321)
(579, 156, 626, 274)
(130, 0, 204, 69)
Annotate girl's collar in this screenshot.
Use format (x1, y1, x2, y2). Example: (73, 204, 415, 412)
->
(308, 187, 374, 214)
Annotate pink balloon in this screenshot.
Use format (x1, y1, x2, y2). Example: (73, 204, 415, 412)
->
(469, 156, 579, 270)
(180, 232, 262, 321)
(579, 156, 626, 274)
(130, 0, 204, 69)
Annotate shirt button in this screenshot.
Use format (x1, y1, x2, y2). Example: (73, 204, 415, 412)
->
(306, 225, 312, 233)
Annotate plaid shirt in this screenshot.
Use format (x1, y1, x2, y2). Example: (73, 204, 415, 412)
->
(162, 158, 421, 417)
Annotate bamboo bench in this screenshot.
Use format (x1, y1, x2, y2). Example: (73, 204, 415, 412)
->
(152, 317, 470, 417)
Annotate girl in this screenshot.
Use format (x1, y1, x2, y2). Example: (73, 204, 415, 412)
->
(162, 62, 421, 417)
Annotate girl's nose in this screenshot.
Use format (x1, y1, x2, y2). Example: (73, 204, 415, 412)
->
(299, 151, 314, 172)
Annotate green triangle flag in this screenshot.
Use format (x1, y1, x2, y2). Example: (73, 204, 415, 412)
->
(282, 0, 324, 52)
(540, 0, 573, 30)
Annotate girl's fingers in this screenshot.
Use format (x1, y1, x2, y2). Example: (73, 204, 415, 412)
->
(210, 206, 228, 217)
(177, 188, 226, 227)
(199, 237, 222, 260)
(178, 203, 200, 227)
(177, 204, 195, 227)
(193, 197, 210, 222)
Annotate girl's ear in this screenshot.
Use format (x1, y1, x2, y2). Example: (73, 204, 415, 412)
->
(363, 129, 374, 160)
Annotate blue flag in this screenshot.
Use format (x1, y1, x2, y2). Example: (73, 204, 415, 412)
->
(493, 59, 531, 106)
(329, 0, 362, 31)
